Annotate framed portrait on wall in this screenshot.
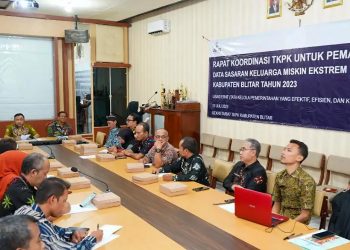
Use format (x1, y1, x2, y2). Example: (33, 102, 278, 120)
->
(324, 0, 343, 8)
(267, 0, 282, 19)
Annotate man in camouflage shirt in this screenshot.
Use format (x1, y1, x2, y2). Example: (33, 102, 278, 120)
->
(0, 153, 49, 217)
(272, 139, 316, 224)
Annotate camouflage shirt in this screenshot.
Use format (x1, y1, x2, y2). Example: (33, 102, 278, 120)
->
(272, 167, 316, 223)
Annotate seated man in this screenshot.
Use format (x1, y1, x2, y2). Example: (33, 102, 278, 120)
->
(159, 137, 210, 186)
(223, 138, 267, 194)
(328, 180, 350, 240)
(104, 115, 120, 150)
(124, 122, 154, 160)
(15, 177, 103, 250)
(272, 139, 316, 224)
(141, 129, 178, 168)
(126, 113, 141, 133)
(0, 138, 17, 154)
(109, 128, 135, 156)
(0, 153, 49, 217)
(4, 113, 39, 140)
(47, 111, 72, 137)
(0, 214, 44, 250)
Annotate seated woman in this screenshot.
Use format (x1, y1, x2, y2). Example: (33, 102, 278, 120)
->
(328, 180, 350, 240)
(109, 128, 135, 156)
(0, 150, 27, 200)
(47, 111, 72, 137)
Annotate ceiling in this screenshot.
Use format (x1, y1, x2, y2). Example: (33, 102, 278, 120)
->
(1, 0, 184, 21)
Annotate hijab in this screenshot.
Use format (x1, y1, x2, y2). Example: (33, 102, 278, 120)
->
(117, 128, 135, 149)
(0, 150, 27, 199)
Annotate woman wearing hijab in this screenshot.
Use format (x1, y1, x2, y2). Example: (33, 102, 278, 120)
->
(0, 150, 27, 199)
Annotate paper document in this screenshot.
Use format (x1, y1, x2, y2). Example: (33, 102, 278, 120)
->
(219, 203, 235, 214)
(80, 155, 96, 159)
(92, 225, 122, 249)
(288, 229, 350, 250)
(157, 173, 167, 178)
(68, 204, 98, 214)
(99, 149, 108, 154)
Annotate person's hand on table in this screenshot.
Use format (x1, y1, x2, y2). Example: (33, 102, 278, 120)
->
(71, 230, 88, 243)
(152, 168, 160, 174)
(163, 174, 174, 181)
(90, 230, 103, 242)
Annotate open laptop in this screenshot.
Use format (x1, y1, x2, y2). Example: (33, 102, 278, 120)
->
(235, 187, 289, 227)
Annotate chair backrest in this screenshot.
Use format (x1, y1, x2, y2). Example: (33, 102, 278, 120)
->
(213, 136, 231, 161)
(211, 159, 234, 188)
(267, 145, 284, 172)
(95, 131, 106, 146)
(324, 155, 350, 188)
(301, 151, 325, 185)
(200, 133, 215, 157)
(258, 143, 270, 169)
(313, 190, 328, 229)
(230, 138, 245, 164)
(266, 170, 277, 195)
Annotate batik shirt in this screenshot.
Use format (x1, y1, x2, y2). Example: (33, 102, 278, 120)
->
(223, 160, 267, 193)
(130, 137, 155, 155)
(159, 155, 210, 186)
(0, 175, 36, 217)
(272, 167, 316, 224)
(15, 204, 97, 250)
(47, 121, 72, 137)
(144, 142, 178, 166)
(4, 124, 39, 139)
(104, 128, 120, 148)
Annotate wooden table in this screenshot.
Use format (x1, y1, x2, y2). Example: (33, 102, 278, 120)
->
(39, 145, 349, 250)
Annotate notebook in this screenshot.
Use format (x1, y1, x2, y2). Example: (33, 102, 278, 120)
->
(234, 187, 289, 227)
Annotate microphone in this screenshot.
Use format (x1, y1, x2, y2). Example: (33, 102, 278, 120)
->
(44, 145, 55, 159)
(144, 91, 158, 106)
(71, 167, 110, 192)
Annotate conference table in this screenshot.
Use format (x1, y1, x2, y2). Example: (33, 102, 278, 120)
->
(28, 143, 349, 250)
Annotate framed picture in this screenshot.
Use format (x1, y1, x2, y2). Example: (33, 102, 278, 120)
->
(267, 0, 282, 19)
(324, 0, 343, 8)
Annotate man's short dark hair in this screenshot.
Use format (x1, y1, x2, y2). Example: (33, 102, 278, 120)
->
(129, 113, 141, 124)
(137, 122, 150, 133)
(14, 113, 24, 119)
(21, 153, 46, 175)
(181, 137, 198, 155)
(246, 138, 261, 157)
(290, 139, 308, 163)
(0, 138, 17, 154)
(58, 111, 67, 117)
(0, 215, 37, 250)
(35, 177, 70, 204)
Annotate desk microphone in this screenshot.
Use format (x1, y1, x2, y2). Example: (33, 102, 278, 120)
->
(44, 145, 55, 159)
(70, 167, 110, 192)
(144, 91, 158, 106)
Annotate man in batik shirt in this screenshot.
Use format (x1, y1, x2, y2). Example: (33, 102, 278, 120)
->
(141, 129, 178, 168)
(4, 113, 39, 140)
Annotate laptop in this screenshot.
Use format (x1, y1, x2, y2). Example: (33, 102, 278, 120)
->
(234, 187, 289, 227)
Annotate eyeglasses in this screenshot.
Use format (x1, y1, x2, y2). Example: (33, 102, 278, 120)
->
(126, 119, 134, 122)
(239, 147, 255, 152)
(155, 135, 168, 139)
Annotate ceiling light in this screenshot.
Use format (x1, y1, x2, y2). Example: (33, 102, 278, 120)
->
(13, 0, 39, 9)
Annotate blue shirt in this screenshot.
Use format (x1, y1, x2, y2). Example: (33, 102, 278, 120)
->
(104, 127, 120, 148)
(15, 204, 97, 250)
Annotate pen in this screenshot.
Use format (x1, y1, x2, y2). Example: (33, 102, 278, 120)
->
(283, 233, 302, 240)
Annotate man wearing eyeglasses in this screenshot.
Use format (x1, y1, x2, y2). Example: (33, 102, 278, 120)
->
(126, 113, 140, 133)
(140, 129, 178, 168)
(223, 138, 267, 194)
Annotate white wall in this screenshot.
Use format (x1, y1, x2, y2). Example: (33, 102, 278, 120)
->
(128, 0, 350, 157)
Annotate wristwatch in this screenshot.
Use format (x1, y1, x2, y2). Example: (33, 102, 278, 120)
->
(155, 148, 162, 153)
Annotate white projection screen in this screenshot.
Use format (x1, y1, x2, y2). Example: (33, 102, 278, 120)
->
(0, 35, 55, 120)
